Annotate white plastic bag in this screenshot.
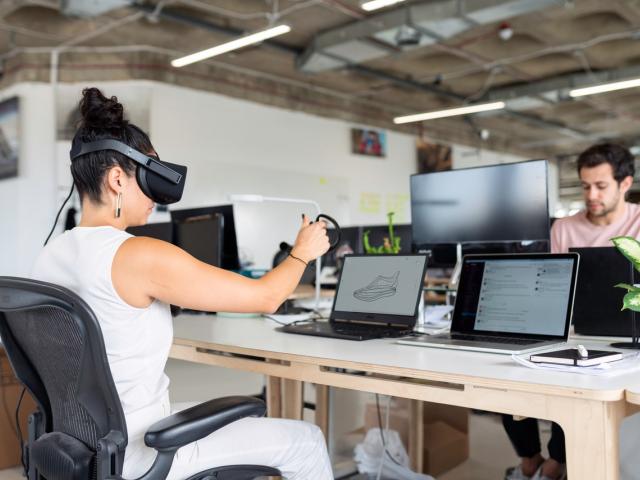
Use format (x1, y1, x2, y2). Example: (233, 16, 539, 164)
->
(354, 428, 435, 480)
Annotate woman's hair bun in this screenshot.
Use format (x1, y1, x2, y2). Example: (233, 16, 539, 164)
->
(79, 87, 127, 130)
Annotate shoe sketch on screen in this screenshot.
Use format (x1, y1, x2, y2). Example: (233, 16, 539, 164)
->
(353, 271, 400, 302)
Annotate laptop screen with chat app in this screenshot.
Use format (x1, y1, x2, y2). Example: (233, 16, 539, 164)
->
(332, 254, 428, 326)
(452, 255, 577, 339)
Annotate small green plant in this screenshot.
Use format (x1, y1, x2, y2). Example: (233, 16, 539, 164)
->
(363, 211, 402, 254)
(612, 236, 640, 311)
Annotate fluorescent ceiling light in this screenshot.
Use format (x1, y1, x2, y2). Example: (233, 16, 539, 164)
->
(393, 101, 506, 124)
(361, 0, 405, 12)
(171, 24, 291, 68)
(569, 78, 640, 98)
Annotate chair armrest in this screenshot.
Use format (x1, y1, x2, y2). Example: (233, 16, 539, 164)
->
(144, 396, 266, 451)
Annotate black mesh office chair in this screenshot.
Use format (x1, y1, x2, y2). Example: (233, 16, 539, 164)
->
(0, 277, 281, 480)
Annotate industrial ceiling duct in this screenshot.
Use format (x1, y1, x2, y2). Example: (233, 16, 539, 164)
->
(297, 0, 563, 73)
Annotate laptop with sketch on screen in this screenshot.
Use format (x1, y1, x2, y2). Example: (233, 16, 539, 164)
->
(279, 254, 428, 341)
(398, 253, 579, 354)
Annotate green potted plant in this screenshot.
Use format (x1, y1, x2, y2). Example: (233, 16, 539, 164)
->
(610, 236, 640, 348)
(363, 211, 401, 254)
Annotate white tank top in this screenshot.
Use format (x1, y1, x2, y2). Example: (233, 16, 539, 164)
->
(31, 226, 173, 418)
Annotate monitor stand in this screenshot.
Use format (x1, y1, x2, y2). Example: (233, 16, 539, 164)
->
(447, 243, 463, 290)
(611, 311, 640, 349)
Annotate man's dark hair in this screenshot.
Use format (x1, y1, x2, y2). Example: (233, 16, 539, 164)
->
(577, 143, 635, 183)
(70, 87, 154, 204)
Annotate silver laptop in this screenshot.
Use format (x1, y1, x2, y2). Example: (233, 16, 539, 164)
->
(398, 253, 579, 354)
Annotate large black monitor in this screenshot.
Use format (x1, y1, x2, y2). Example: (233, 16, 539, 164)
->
(173, 214, 223, 268)
(170, 205, 241, 270)
(126, 222, 173, 243)
(410, 159, 550, 248)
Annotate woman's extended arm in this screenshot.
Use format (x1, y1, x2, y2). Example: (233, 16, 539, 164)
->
(112, 215, 329, 313)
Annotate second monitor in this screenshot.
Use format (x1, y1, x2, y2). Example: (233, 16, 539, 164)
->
(170, 204, 241, 270)
(570, 246, 636, 337)
(410, 159, 550, 248)
(173, 214, 223, 268)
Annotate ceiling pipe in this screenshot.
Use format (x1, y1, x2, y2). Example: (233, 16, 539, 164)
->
(130, 2, 587, 139)
(132, 3, 300, 56)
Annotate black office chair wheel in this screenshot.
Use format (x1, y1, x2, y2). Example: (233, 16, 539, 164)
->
(185, 465, 281, 480)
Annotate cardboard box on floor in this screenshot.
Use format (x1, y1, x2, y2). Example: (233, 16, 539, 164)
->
(364, 397, 469, 476)
(1, 349, 37, 469)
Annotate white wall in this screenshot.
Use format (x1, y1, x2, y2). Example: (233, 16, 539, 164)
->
(0, 83, 56, 276)
(149, 82, 418, 268)
(2, 80, 550, 274)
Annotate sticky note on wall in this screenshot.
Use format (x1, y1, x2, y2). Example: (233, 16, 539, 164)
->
(386, 193, 410, 222)
(359, 192, 381, 214)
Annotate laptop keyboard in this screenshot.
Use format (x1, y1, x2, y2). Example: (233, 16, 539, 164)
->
(449, 333, 539, 345)
(332, 323, 412, 339)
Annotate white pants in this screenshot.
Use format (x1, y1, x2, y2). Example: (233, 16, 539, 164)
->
(123, 395, 333, 480)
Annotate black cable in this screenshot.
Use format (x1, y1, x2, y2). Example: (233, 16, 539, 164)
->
(375, 394, 386, 446)
(44, 184, 75, 246)
(15, 387, 26, 474)
(264, 314, 323, 326)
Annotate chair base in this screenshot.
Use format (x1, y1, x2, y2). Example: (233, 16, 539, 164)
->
(186, 465, 281, 480)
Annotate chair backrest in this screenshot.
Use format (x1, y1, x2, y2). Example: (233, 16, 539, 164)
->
(0, 277, 127, 459)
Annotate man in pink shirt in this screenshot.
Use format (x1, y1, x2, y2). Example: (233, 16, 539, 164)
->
(504, 143, 638, 480)
(551, 143, 639, 253)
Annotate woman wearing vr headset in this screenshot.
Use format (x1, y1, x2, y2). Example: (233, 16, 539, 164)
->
(31, 88, 333, 480)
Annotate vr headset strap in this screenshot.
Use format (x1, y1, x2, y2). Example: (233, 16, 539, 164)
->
(70, 139, 182, 185)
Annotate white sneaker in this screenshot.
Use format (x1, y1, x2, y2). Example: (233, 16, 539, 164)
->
(505, 465, 539, 480)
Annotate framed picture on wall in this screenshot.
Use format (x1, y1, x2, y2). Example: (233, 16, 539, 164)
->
(0, 96, 18, 180)
(416, 138, 451, 173)
(351, 128, 386, 157)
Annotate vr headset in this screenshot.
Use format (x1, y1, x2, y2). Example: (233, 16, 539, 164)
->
(70, 138, 187, 205)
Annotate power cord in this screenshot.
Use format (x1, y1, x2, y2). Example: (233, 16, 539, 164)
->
(43, 184, 75, 246)
(264, 312, 325, 326)
(374, 393, 403, 480)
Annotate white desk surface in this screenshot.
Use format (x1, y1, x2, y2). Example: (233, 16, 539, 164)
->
(173, 314, 640, 401)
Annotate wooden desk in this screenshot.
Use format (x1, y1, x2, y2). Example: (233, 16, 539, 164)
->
(626, 386, 640, 415)
(171, 314, 640, 479)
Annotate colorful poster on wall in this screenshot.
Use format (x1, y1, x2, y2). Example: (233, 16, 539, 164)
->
(351, 128, 386, 157)
(0, 97, 18, 180)
(416, 138, 451, 173)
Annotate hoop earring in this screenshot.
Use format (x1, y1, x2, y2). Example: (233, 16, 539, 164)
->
(115, 192, 122, 218)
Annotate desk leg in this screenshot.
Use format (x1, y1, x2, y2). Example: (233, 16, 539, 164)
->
(315, 384, 330, 443)
(555, 398, 626, 480)
(266, 375, 283, 418)
(409, 399, 424, 473)
(282, 379, 304, 420)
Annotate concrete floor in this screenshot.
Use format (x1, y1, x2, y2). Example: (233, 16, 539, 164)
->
(0, 410, 546, 480)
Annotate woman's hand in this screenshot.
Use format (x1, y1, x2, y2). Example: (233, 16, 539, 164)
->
(291, 214, 330, 263)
